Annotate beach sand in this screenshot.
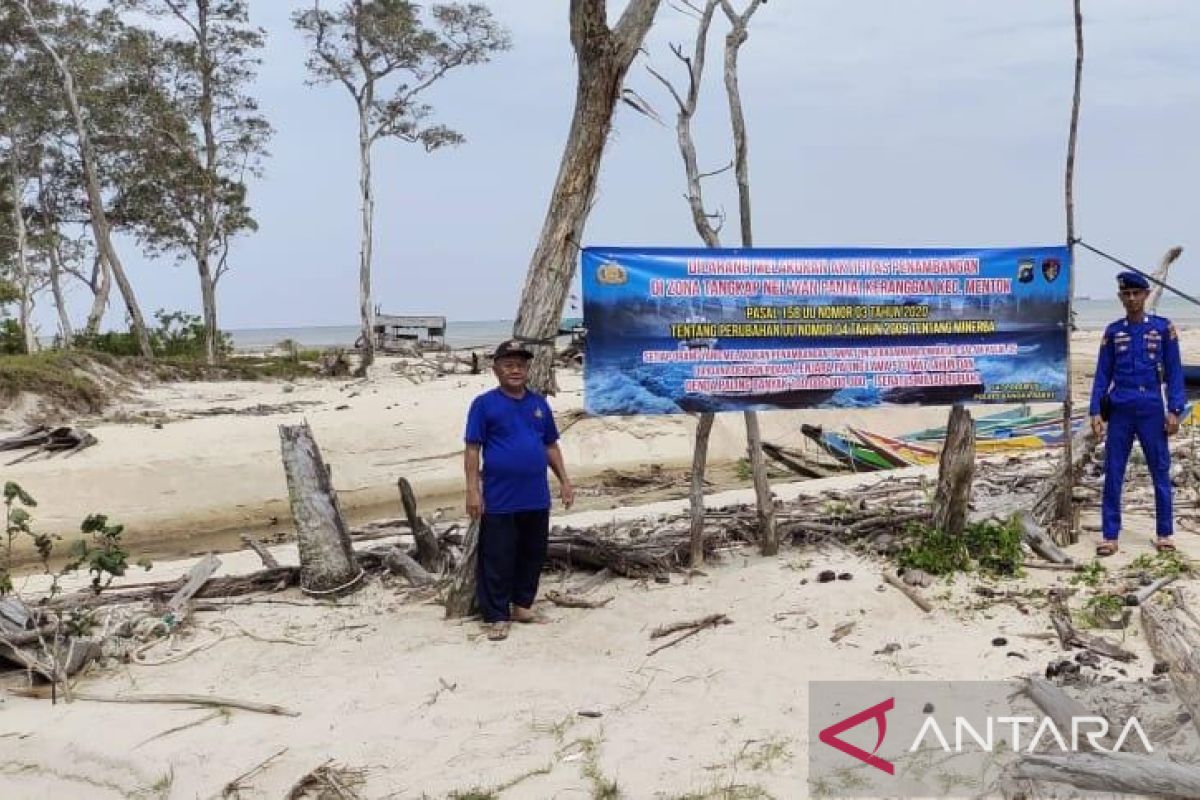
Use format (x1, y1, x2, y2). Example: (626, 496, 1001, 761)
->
(1, 330, 1198, 797)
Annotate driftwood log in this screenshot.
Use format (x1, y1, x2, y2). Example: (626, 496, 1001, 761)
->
(1023, 677, 1112, 752)
(444, 519, 480, 619)
(1141, 597, 1200, 737)
(932, 405, 974, 537)
(397, 477, 445, 572)
(1049, 591, 1136, 662)
(279, 423, 363, 597)
(1012, 752, 1200, 796)
(1015, 510, 1073, 564)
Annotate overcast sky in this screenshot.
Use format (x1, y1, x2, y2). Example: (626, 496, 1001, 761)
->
(41, 0, 1200, 331)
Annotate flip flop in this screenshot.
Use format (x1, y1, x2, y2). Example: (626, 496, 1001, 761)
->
(1096, 541, 1119, 557)
(485, 621, 510, 641)
(1154, 538, 1177, 553)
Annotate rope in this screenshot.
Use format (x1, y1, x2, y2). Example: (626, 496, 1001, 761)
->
(1073, 238, 1200, 308)
(300, 568, 364, 597)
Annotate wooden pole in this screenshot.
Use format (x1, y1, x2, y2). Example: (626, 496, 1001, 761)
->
(932, 405, 974, 537)
(278, 422, 363, 597)
(689, 412, 715, 566)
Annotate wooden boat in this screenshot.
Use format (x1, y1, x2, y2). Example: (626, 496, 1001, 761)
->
(847, 427, 939, 466)
(902, 406, 1032, 441)
(800, 424, 893, 471)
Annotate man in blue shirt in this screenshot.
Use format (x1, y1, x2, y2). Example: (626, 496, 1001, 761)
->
(464, 340, 574, 640)
(1088, 271, 1185, 556)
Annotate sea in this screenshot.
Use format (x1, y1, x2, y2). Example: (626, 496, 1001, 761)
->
(227, 298, 1200, 353)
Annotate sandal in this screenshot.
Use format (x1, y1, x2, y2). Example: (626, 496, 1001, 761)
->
(1096, 541, 1119, 557)
(1154, 538, 1177, 553)
(485, 621, 510, 641)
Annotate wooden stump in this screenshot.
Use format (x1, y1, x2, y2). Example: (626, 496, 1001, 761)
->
(932, 405, 974, 537)
(445, 519, 480, 619)
(279, 422, 363, 597)
(397, 477, 445, 573)
(743, 410, 777, 555)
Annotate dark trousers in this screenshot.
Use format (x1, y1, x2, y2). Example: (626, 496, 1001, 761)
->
(476, 510, 550, 622)
(1103, 399, 1173, 538)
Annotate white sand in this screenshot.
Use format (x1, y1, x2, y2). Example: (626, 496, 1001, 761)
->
(1, 331, 1198, 797)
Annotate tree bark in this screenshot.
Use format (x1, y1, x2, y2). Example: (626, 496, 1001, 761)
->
(932, 405, 974, 537)
(17, 1, 153, 358)
(397, 477, 444, 572)
(720, 0, 774, 555)
(1141, 598, 1200, 738)
(356, 99, 376, 376)
(1013, 753, 1200, 797)
(445, 519, 480, 618)
(1146, 246, 1184, 314)
(689, 412, 715, 566)
(7, 147, 35, 354)
(514, 0, 663, 394)
(83, 251, 111, 338)
(39, 175, 74, 345)
(197, 0, 220, 365)
(1055, 0, 1084, 536)
(278, 423, 363, 597)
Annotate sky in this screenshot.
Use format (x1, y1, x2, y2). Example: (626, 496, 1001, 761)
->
(37, 0, 1200, 331)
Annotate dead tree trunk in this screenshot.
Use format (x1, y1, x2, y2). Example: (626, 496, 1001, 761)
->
(689, 412, 715, 566)
(932, 405, 974, 537)
(278, 423, 363, 597)
(1141, 598, 1200, 737)
(445, 519, 480, 619)
(513, 0, 663, 394)
(397, 477, 445, 572)
(1055, 0, 1084, 535)
(1013, 753, 1200, 797)
(720, 0, 775, 555)
(1147, 246, 1184, 314)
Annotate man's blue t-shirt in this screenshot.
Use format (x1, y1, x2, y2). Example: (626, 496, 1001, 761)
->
(464, 388, 560, 513)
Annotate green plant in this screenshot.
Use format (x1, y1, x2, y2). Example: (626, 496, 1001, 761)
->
(1127, 551, 1193, 580)
(1079, 593, 1127, 629)
(897, 515, 1024, 577)
(734, 458, 752, 481)
(0, 481, 148, 598)
(1070, 560, 1108, 588)
(73, 309, 232, 360)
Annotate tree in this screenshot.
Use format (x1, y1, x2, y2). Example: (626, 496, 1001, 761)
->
(111, 0, 271, 364)
(512, 0, 663, 394)
(649, 0, 774, 557)
(294, 1, 510, 375)
(10, 0, 153, 357)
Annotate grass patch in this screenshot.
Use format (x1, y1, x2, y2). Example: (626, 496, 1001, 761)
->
(733, 737, 792, 773)
(1079, 593, 1128, 629)
(897, 514, 1024, 577)
(0, 351, 112, 414)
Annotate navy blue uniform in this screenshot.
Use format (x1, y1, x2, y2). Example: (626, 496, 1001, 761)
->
(1088, 314, 1185, 540)
(465, 387, 560, 622)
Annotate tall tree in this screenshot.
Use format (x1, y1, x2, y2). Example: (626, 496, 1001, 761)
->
(11, 0, 153, 357)
(114, 0, 272, 364)
(294, 1, 510, 375)
(513, 0, 663, 394)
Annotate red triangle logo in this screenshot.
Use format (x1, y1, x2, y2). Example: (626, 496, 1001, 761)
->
(817, 697, 895, 775)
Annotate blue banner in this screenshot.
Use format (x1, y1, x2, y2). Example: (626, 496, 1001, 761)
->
(581, 246, 1070, 415)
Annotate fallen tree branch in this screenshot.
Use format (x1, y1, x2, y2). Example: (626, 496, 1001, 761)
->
(8, 687, 299, 717)
(647, 613, 731, 656)
(882, 572, 933, 613)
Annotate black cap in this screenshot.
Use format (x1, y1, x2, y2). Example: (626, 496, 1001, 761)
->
(492, 339, 534, 360)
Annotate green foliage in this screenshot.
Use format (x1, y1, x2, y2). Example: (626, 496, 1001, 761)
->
(1079, 593, 1127, 629)
(1127, 550, 1194, 580)
(1070, 560, 1108, 588)
(0, 319, 26, 355)
(73, 309, 232, 359)
(898, 514, 1024, 577)
(0, 481, 146, 598)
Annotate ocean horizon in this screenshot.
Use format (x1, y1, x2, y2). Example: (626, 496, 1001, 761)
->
(226, 297, 1200, 352)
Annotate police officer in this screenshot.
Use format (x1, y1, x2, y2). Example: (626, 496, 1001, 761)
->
(1088, 271, 1185, 556)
